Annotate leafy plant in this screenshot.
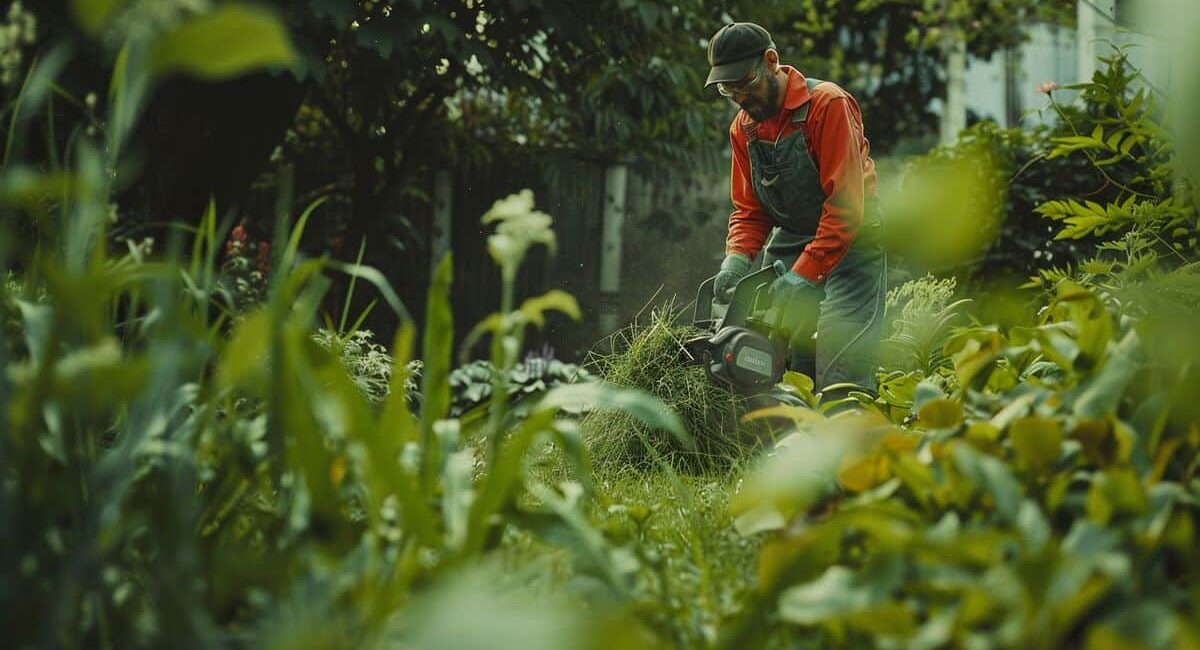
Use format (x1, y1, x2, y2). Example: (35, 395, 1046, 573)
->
(881, 274, 972, 375)
(726, 280, 1200, 649)
(1033, 49, 1193, 261)
(448, 346, 592, 419)
(311, 327, 421, 407)
(0, 8, 691, 648)
(722, 47, 1200, 649)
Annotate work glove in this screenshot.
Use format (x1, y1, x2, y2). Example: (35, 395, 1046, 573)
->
(713, 253, 751, 303)
(768, 260, 822, 325)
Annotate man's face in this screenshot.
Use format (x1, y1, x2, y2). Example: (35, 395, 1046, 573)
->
(728, 61, 782, 122)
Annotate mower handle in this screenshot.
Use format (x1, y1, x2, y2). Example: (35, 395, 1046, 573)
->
(693, 264, 781, 329)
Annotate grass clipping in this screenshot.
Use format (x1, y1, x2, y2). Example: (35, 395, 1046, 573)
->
(582, 304, 764, 472)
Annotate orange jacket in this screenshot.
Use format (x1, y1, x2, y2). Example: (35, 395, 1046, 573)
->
(726, 66, 877, 284)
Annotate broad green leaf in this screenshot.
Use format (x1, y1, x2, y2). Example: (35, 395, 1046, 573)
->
(273, 329, 348, 544)
(1071, 417, 1133, 468)
(217, 309, 271, 391)
(950, 332, 1001, 389)
(1056, 282, 1113, 368)
(15, 299, 53, 370)
(782, 370, 815, 394)
(1010, 416, 1063, 473)
(1016, 499, 1051, 550)
(369, 324, 435, 542)
(989, 392, 1037, 431)
(1084, 602, 1181, 650)
(912, 377, 945, 412)
(732, 502, 788, 536)
(952, 442, 1022, 521)
(838, 453, 891, 493)
(741, 403, 823, 427)
(732, 429, 855, 521)
(1087, 467, 1147, 524)
(1074, 330, 1142, 418)
(71, 0, 129, 35)
(917, 398, 962, 429)
(778, 556, 905, 625)
(838, 430, 919, 493)
(149, 4, 297, 81)
(965, 421, 1002, 443)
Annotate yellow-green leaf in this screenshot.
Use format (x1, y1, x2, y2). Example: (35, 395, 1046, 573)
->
(149, 5, 297, 81)
(918, 398, 962, 429)
(1010, 416, 1063, 473)
(1086, 467, 1147, 524)
(1071, 417, 1133, 468)
(838, 453, 890, 493)
(519, 289, 581, 326)
(951, 333, 1001, 388)
(218, 309, 271, 391)
(71, 0, 128, 35)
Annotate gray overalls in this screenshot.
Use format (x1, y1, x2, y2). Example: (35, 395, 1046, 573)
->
(743, 78, 887, 394)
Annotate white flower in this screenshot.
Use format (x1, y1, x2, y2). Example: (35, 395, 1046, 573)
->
(464, 54, 483, 76)
(482, 190, 556, 273)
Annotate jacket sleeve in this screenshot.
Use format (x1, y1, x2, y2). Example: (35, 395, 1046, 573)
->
(791, 95, 867, 284)
(726, 121, 773, 260)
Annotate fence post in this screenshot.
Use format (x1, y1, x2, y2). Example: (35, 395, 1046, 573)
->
(599, 164, 628, 335)
(940, 38, 967, 145)
(431, 170, 453, 274)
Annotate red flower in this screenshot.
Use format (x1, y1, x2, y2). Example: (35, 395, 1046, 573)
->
(231, 224, 248, 242)
(256, 241, 271, 274)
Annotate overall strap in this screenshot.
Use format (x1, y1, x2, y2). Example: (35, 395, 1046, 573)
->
(741, 120, 759, 142)
(792, 77, 825, 125)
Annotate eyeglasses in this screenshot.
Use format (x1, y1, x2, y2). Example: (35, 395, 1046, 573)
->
(716, 64, 763, 97)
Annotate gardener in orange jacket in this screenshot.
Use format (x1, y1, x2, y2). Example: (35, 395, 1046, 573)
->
(706, 22, 886, 397)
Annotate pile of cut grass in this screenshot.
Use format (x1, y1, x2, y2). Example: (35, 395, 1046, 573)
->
(582, 303, 770, 472)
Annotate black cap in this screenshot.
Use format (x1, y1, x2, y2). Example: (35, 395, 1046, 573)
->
(705, 22, 775, 88)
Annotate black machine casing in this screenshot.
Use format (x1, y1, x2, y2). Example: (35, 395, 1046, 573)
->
(685, 267, 786, 393)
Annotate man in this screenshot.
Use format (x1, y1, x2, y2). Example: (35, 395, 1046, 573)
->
(706, 22, 886, 397)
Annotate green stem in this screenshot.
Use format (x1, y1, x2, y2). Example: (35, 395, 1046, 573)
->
(3, 53, 37, 169)
(486, 268, 516, 464)
(1048, 96, 1155, 200)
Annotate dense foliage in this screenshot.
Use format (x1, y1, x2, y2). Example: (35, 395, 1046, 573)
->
(3, 2, 1199, 650)
(722, 45, 1200, 649)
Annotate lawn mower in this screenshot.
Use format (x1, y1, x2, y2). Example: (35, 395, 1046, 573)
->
(683, 265, 816, 396)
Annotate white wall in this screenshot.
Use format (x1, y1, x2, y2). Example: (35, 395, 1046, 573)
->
(962, 2, 1169, 131)
(964, 23, 1077, 129)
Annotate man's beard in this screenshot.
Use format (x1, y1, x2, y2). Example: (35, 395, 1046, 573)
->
(743, 74, 782, 122)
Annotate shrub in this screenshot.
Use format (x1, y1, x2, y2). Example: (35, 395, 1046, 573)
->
(721, 47, 1200, 650)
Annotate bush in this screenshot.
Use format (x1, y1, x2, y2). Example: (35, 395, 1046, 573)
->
(902, 50, 1172, 281)
(447, 347, 592, 418)
(721, 47, 1200, 650)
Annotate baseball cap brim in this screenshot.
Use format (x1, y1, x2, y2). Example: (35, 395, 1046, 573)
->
(704, 54, 760, 88)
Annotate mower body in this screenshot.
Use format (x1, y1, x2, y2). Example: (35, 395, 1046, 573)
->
(685, 267, 787, 393)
